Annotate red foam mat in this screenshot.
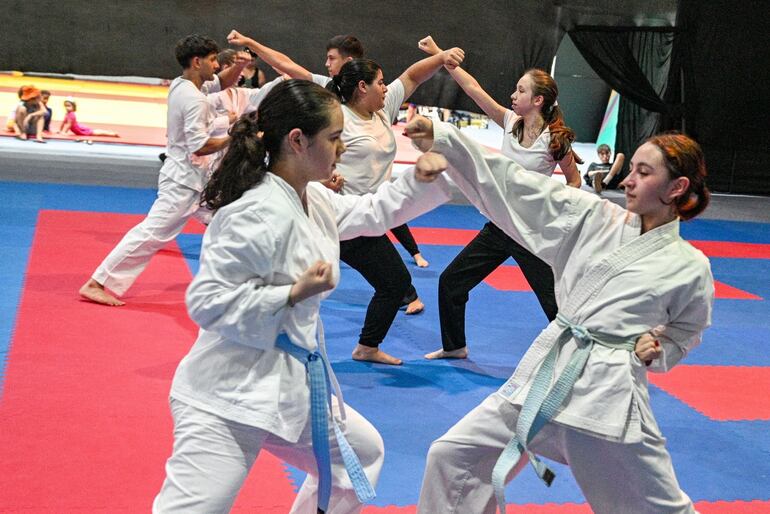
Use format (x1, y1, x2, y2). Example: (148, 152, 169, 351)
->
(0, 210, 295, 512)
(1, 116, 166, 146)
(649, 365, 770, 421)
(690, 240, 770, 260)
(362, 501, 770, 513)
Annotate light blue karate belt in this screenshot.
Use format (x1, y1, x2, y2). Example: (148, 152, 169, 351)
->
(275, 333, 376, 513)
(491, 313, 637, 513)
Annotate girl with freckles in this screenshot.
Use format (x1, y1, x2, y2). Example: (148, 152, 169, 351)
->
(404, 116, 713, 514)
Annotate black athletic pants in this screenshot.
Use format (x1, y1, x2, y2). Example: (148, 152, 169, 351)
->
(340, 234, 418, 348)
(438, 222, 557, 351)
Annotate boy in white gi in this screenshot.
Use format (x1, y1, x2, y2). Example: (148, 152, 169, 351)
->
(405, 116, 713, 514)
(153, 81, 453, 513)
(79, 34, 243, 306)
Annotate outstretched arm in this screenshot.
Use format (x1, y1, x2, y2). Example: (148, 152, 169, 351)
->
(216, 50, 251, 89)
(227, 30, 313, 81)
(418, 36, 507, 128)
(398, 43, 464, 101)
(404, 116, 592, 268)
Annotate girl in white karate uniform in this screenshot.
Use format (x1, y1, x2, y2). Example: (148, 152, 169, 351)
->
(404, 117, 713, 514)
(153, 81, 452, 513)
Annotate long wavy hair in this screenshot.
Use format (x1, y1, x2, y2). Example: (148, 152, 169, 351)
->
(511, 68, 582, 163)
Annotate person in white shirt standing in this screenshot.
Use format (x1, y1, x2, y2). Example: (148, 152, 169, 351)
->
(322, 54, 463, 365)
(227, 30, 433, 268)
(418, 36, 583, 360)
(153, 80, 453, 514)
(79, 34, 239, 306)
(405, 116, 713, 514)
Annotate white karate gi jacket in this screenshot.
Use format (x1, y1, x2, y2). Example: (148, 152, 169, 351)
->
(431, 122, 714, 443)
(206, 78, 284, 137)
(160, 76, 221, 192)
(169, 171, 452, 442)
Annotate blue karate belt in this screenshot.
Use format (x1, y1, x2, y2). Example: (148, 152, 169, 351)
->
(491, 313, 638, 513)
(275, 334, 376, 513)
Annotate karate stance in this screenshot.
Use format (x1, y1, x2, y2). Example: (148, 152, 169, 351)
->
(79, 34, 243, 306)
(227, 29, 464, 364)
(418, 36, 582, 360)
(153, 81, 452, 513)
(405, 116, 713, 514)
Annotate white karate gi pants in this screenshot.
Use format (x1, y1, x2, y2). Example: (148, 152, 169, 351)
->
(418, 393, 696, 514)
(92, 174, 211, 296)
(153, 398, 384, 514)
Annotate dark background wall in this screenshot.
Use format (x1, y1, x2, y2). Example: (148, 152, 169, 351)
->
(553, 34, 611, 142)
(1, 0, 675, 112)
(5, 0, 766, 194)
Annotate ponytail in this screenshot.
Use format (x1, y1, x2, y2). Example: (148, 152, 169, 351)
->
(325, 73, 345, 102)
(544, 105, 582, 164)
(511, 69, 582, 164)
(203, 79, 340, 211)
(202, 111, 267, 211)
(325, 58, 381, 104)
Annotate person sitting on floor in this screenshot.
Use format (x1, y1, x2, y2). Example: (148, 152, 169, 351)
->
(6, 85, 27, 135)
(58, 98, 120, 139)
(584, 143, 624, 194)
(14, 86, 48, 143)
(40, 90, 53, 133)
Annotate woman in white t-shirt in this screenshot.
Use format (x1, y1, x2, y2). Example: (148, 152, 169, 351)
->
(418, 37, 582, 360)
(325, 50, 463, 365)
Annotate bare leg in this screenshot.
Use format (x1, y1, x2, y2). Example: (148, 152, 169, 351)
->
(351, 344, 403, 365)
(593, 173, 604, 194)
(34, 118, 45, 142)
(14, 108, 27, 140)
(78, 278, 125, 306)
(92, 129, 120, 137)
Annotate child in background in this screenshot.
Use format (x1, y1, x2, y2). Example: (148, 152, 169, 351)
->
(40, 90, 52, 132)
(584, 143, 624, 194)
(6, 85, 27, 134)
(58, 98, 120, 139)
(14, 86, 47, 143)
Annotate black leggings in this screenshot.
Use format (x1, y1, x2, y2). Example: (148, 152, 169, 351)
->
(389, 223, 420, 256)
(340, 234, 418, 348)
(438, 222, 557, 351)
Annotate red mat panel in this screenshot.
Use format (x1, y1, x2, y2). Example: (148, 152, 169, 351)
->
(387, 226, 478, 247)
(484, 265, 532, 292)
(0, 210, 296, 512)
(690, 241, 770, 259)
(649, 365, 770, 421)
(1, 116, 166, 146)
(696, 501, 770, 513)
(365, 502, 770, 513)
(714, 280, 762, 300)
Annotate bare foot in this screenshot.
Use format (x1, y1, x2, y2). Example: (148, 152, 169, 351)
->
(405, 298, 424, 315)
(352, 344, 403, 365)
(79, 279, 125, 306)
(424, 347, 469, 360)
(413, 253, 429, 268)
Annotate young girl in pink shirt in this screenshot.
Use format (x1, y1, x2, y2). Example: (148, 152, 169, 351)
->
(58, 98, 120, 138)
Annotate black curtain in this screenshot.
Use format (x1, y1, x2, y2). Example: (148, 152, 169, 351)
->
(569, 27, 679, 188)
(674, 0, 770, 194)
